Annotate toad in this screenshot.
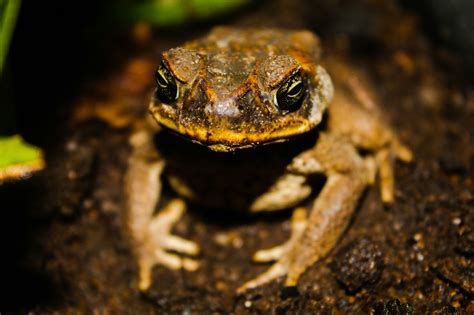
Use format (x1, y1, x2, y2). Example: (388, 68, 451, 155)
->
(125, 27, 412, 292)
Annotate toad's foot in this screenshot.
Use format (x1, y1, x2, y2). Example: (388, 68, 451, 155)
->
(377, 141, 413, 203)
(237, 208, 307, 293)
(137, 199, 200, 291)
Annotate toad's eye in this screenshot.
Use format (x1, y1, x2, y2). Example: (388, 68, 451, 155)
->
(155, 62, 178, 103)
(275, 72, 305, 112)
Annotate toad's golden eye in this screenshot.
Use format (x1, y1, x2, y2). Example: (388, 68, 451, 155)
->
(155, 62, 178, 103)
(275, 72, 305, 112)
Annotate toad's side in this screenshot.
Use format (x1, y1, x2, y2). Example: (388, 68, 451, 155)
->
(124, 27, 412, 292)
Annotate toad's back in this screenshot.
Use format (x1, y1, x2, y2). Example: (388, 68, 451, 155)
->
(182, 28, 322, 97)
(186, 27, 322, 57)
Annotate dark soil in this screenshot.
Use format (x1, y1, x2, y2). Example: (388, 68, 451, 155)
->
(2, 0, 473, 313)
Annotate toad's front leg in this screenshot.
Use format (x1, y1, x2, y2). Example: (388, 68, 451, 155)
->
(238, 133, 373, 292)
(125, 131, 199, 291)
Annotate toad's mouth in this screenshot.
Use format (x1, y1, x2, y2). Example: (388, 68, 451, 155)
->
(150, 105, 319, 153)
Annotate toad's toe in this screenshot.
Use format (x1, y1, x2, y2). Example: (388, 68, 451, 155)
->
(237, 261, 289, 293)
(395, 140, 413, 162)
(377, 149, 395, 203)
(136, 199, 200, 291)
(161, 235, 200, 255)
(239, 208, 307, 292)
(253, 207, 306, 262)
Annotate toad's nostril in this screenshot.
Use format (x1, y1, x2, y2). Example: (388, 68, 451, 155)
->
(206, 99, 241, 119)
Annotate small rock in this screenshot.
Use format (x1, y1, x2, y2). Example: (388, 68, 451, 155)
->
(331, 237, 384, 293)
(452, 217, 461, 225)
(371, 299, 414, 315)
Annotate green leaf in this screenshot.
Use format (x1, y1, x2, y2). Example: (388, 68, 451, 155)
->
(113, 0, 250, 26)
(0, 135, 44, 181)
(0, 0, 22, 77)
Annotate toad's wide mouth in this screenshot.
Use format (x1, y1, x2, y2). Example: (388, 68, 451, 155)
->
(150, 104, 320, 152)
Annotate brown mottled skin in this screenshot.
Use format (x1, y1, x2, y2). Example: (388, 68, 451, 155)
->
(125, 27, 412, 292)
(150, 28, 332, 151)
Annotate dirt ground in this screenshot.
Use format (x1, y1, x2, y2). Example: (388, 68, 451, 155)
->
(1, 0, 473, 313)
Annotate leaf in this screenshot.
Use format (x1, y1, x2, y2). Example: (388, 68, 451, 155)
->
(0, 135, 45, 182)
(113, 0, 250, 26)
(0, 0, 22, 76)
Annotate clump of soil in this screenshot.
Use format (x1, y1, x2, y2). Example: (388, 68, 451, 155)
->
(331, 237, 384, 293)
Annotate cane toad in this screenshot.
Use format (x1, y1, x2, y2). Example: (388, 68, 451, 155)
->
(125, 27, 412, 292)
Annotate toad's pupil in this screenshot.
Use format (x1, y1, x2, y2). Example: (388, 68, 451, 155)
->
(287, 81, 303, 98)
(156, 68, 169, 88)
(276, 73, 305, 112)
(155, 64, 178, 103)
